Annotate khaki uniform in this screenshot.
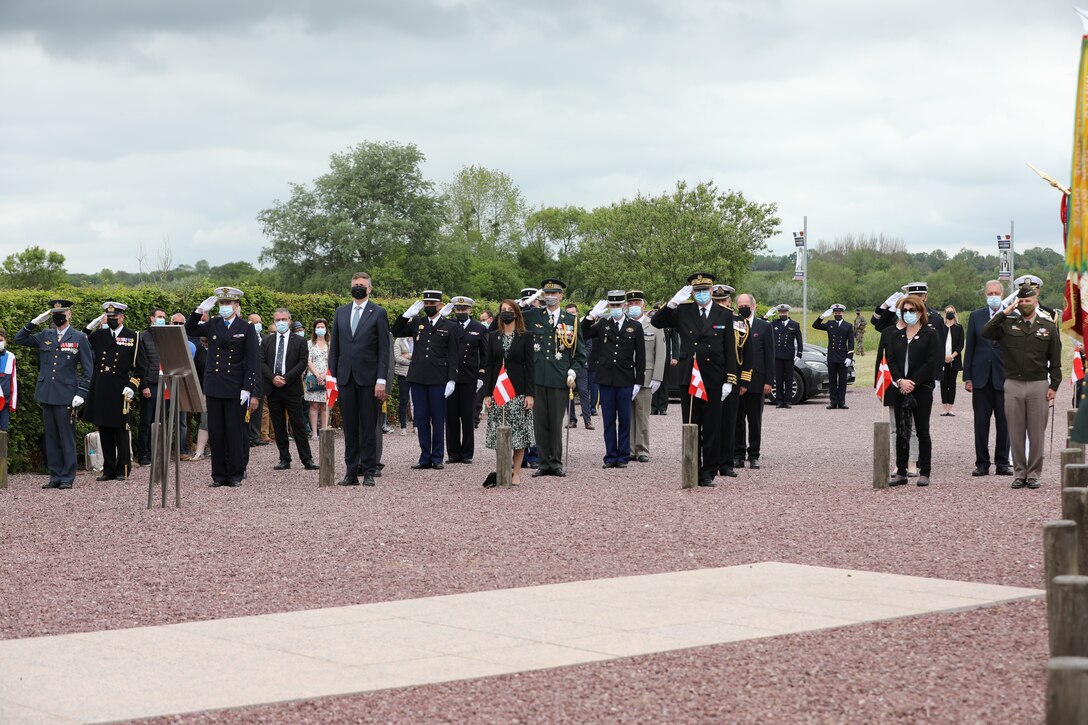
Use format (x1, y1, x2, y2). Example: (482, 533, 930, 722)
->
(631, 316, 666, 458)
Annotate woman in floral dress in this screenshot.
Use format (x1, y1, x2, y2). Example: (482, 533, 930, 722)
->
(305, 318, 330, 441)
(483, 301, 535, 485)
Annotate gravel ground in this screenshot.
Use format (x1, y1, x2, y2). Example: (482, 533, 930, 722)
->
(0, 383, 1065, 721)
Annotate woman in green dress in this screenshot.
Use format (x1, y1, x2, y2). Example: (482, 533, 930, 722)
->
(483, 300, 536, 485)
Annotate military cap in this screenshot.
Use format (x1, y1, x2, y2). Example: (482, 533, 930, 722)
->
(1016, 282, 1039, 299)
(102, 301, 127, 314)
(607, 290, 626, 304)
(48, 299, 74, 310)
(855, 307, 862, 312)
(776, 304, 792, 313)
(711, 284, 735, 300)
(451, 296, 475, 307)
(520, 287, 538, 299)
(1013, 274, 1043, 290)
(422, 290, 443, 302)
(626, 290, 646, 302)
(687, 272, 717, 288)
(901, 282, 928, 295)
(830, 303, 847, 312)
(214, 286, 243, 301)
(540, 278, 566, 292)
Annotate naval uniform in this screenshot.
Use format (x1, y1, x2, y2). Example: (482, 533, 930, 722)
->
(391, 313, 460, 467)
(14, 322, 92, 486)
(524, 307, 587, 474)
(82, 323, 145, 479)
(186, 312, 260, 485)
(735, 315, 774, 466)
(446, 318, 488, 463)
(719, 313, 748, 474)
(583, 315, 645, 466)
(770, 317, 804, 405)
(812, 316, 854, 407)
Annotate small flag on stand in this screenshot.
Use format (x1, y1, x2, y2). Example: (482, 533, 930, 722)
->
(875, 354, 893, 400)
(689, 358, 708, 401)
(493, 364, 516, 406)
(326, 374, 338, 409)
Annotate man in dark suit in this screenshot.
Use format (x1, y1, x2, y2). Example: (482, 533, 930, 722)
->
(712, 284, 742, 478)
(14, 299, 93, 489)
(328, 272, 391, 487)
(734, 293, 773, 469)
(962, 279, 1013, 476)
(262, 308, 318, 471)
(813, 303, 855, 409)
(185, 287, 261, 487)
(445, 296, 488, 464)
(770, 304, 804, 408)
(652, 272, 737, 487)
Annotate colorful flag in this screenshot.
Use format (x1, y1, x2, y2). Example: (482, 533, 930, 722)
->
(325, 374, 338, 409)
(688, 358, 708, 401)
(0, 353, 16, 411)
(875, 354, 893, 400)
(1065, 8, 1088, 343)
(493, 364, 516, 406)
(1074, 345, 1085, 383)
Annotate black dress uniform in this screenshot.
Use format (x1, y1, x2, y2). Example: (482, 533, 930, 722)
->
(735, 312, 774, 468)
(185, 288, 260, 487)
(770, 306, 804, 407)
(445, 297, 488, 464)
(812, 305, 854, 409)
(715, 286, 744, 477)
(14, 300, 93, 488)
(652, 273, 738, 486)
(391, 291, 460, 469)
(82, 302, 145, 480)
(582, 291, 646, 468)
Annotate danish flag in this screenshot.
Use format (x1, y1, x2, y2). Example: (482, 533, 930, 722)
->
(875, 353, 893, 400)
(0, 352, 17, 411)
(1074, 348, 1085, 383)
(325, 374, 338, 409)
(493, 363, 516, 406)
(688, 358, 708, 401)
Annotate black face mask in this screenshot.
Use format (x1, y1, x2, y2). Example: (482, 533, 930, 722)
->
(499, 311, 516, 324)
(737, 305, 751, 318)
(945, 312, 955, 320)
(833, 314, 843, 321)
(455, 312, 469, 322)
(424, 305, 439, 317)
(351, 285, 369, 300)
(779, 314, 788, 320)
(52, 312, 68, 327)
(106, 317, 120, 330)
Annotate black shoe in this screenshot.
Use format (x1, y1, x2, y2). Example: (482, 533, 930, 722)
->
(208, 481, 225, 488)
(57, 482, 72, 489)
(748, 457, 761, 470)
(839, 405, 849, 410)
(95, 475, 117, 482)
(826, 404, 836, 409)
(783, 404, 792, 409)
(42, 481, 60, 489)
(373, 471, 382, 477)
(1011, 478, 1026, 489)
(1026, 479, 1041, 490)
(363, 475, 376, 486)
(411, 463, 432, 470)
(888, 475, 908, 487)
(528, 462, 539, 469)
(532, 468, 550, 478)
(995, 466, 1013, 476)
(552, 467, 567, 477)
(636, 454, 650, 463)
(461, 458, 473, 464)
(917, 475, 930, 487)
(433, 463, 445, 470)
(732, 458, 744, 469)
(615, 461, 627, 469)
(722, 467, 738, 478)
(302, 460, 320, 471)
(698, 479, 717, 487)
(971, 466, 989, 477)
(338, 476, 360, 486)
(137, 457, 151, 466)
(225, 480, 241, 487)
(273, 461, 291, 470)
(446, 458, 460, 464)
(602, 462, 616, 469)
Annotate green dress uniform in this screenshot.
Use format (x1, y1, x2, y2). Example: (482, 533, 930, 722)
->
(524, 303, 586, 475)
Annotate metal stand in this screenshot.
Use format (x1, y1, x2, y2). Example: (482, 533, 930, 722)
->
(147, 373, 187, 509)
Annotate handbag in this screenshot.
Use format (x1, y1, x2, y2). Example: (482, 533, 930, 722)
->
(303, 372, 321, 393)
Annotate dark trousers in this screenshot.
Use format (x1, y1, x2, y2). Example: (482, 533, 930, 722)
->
(340, 382, 379, 477)
(972, 384, 1010, 468)
(651, 375, 670, 413)
(774, 358, 793, 403)
(474, 382, 486, 425)
(533, 385, 568, 471)
(249, 397, 264, 442)
(268, 390, 313, 464)
(735, 389, 765, 460)
(680, 391, 723, 481)
(598, 384, 633, 464)
(137, 385, 157, 461)
(570, 369, 596, 423)
(828, 362, 847, 406)
(206, 396, 247, 484)
(100, 425, 131, 478)
(411, 383, 446, 466)
(43, 404, 76, 484)
(445, 382, 476, 461)
(941, 365, 958, 405)
(894, 385, 933, 476)
(719, 389, 739, 471)
(396, 375, 412, 429)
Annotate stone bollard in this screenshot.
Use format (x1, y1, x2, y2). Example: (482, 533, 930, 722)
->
(1046, 520, 1080, 653)
(1064, 489, 1088, 576)
(318, 428, 336, 487)
(873, 421, 890, 489)
(1064, 451, 1087, 488)
(681, 424, 699, 489)
(1071, 409, 1079, 429)
(1066, 466, 1088, 491)
(1047, 657, 1088, 724)
(1051, 575, 1088, 658)
(0, 429, 7, 490)
(496, 426, 513, 487)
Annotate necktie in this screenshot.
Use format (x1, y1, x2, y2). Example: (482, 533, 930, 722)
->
(700, 307, 707, 320)
(351, 305, 362, 335)
(275, 334, 286, 376)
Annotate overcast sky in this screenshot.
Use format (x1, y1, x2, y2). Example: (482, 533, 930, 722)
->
(0, 0, 1082, 276)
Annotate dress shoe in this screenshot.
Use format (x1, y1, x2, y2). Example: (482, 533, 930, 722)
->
(137, 457, 151, 466)
(636, 454, 650, 463)
(698, 479, 716, 487)
(971, 466, 989, 477)
(1026, 479, 1041, 490)
(302, 460, 319, 470)
(732, 458, 744, 469)
(208, 481, 225, 488)
(552, 467, 567, 477)
(373, 470, 382, 477)
(1011, 478, 1026, 489)
(916, 475, 930, 487)
(363, 475, 376, 486)
(602, 462, 616, 469)
(826, 404, 836, 409)
(748, 457, 761, 469)
(615, 461, 627, 469)
(995, 466, 1013, 476)
(721, 467, 738, 478)
(57, 482, 72, 489)
(782, 403, 792, 409)
(584, 421, 595, 430)
(253, 440, 270, 447)
(839, 404, 849, 410)
(338, 476, 360, 486)
(446, 458, 460, 464)
(566, 420, 578, 429)
(528, 462, 538, 469)
(411, 463, 432, 470)
(461, 458, 473, 464)
(888, 475, 908, 487)
(532, 468, 550, 478)
(96, 475, 117, 482)
(433, 463, 445, 470)
(42, 480, 61, 489)
(225, 480, 241, 487)
(274, 460, 291, 470)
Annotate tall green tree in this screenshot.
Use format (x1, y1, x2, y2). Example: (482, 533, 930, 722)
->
(1, 245, 66, 289)
(442, 165, 529, 255)
(257, 141, 444, 293)
(521, 205, 590, 294)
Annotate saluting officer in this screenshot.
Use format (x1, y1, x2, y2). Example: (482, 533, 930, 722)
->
(626, 290, 665, 463)
(813, 303, 855, 409)
(518, 286, 541, 469)
(391, 290, 459, 470)
(583, 290, 646, 468)
(1012, 274, 1055, 319)
(519, 278, 586, 477)
(82, 302, 145, 481)
(770, 304, 804, 408)
(652, 272, 738, 487)
(445, 296, 488, 464)
(185, 287, 260, 488)
(14, 299, 92, 489)
(873, 282, 947, 347)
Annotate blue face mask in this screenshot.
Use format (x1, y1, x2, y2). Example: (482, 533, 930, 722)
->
(693, 291, 711, 306)
(154, 318, 166, 326)
(275, 320, 289, 334)
(626, 306, 643, 319)
(609, 307, 624, 320)
(903, 311, 919, 326)
(315, 327, 326, 337)
(219, 305, 234, 319)
(253, 323, 262, 335)
(894, 308, 902, 320)
(986, 295, 1003, 310)
(295, 331, 305, 337)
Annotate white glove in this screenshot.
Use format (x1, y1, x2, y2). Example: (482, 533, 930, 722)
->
(820, 308, 832, 319)
(764, 308, 776, 319)
(403, 300, 424, 318)
(439, 302, 454, 317)
(650, 379, 661, 395)
(88, 314, 106, 330)
(240, 390, 251, 407)
(589, 299, 609, 320)
(476, 379, 484, 392)
(566, 369, 577, 389)
(122, 387, 134, 401)
(1002, 291, 1017, 308)
(668, 285, 693, 308)
(31, 310, 51, 325)
(721, 383, 733, 401)
(72, 395, 84, 407)
(882, 291, 905, 309)
(197, 295, 218, 314)
(444, 381, 456, 398)
(631, 384, 641, 400)
(846, 358, 854, 368)
(518, 289, 543, 308)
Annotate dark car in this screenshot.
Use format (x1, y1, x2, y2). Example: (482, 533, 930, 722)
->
(667, 343, 855, 405)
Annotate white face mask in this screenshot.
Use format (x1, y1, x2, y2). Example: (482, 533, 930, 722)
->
(0, 341, 6, 352)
